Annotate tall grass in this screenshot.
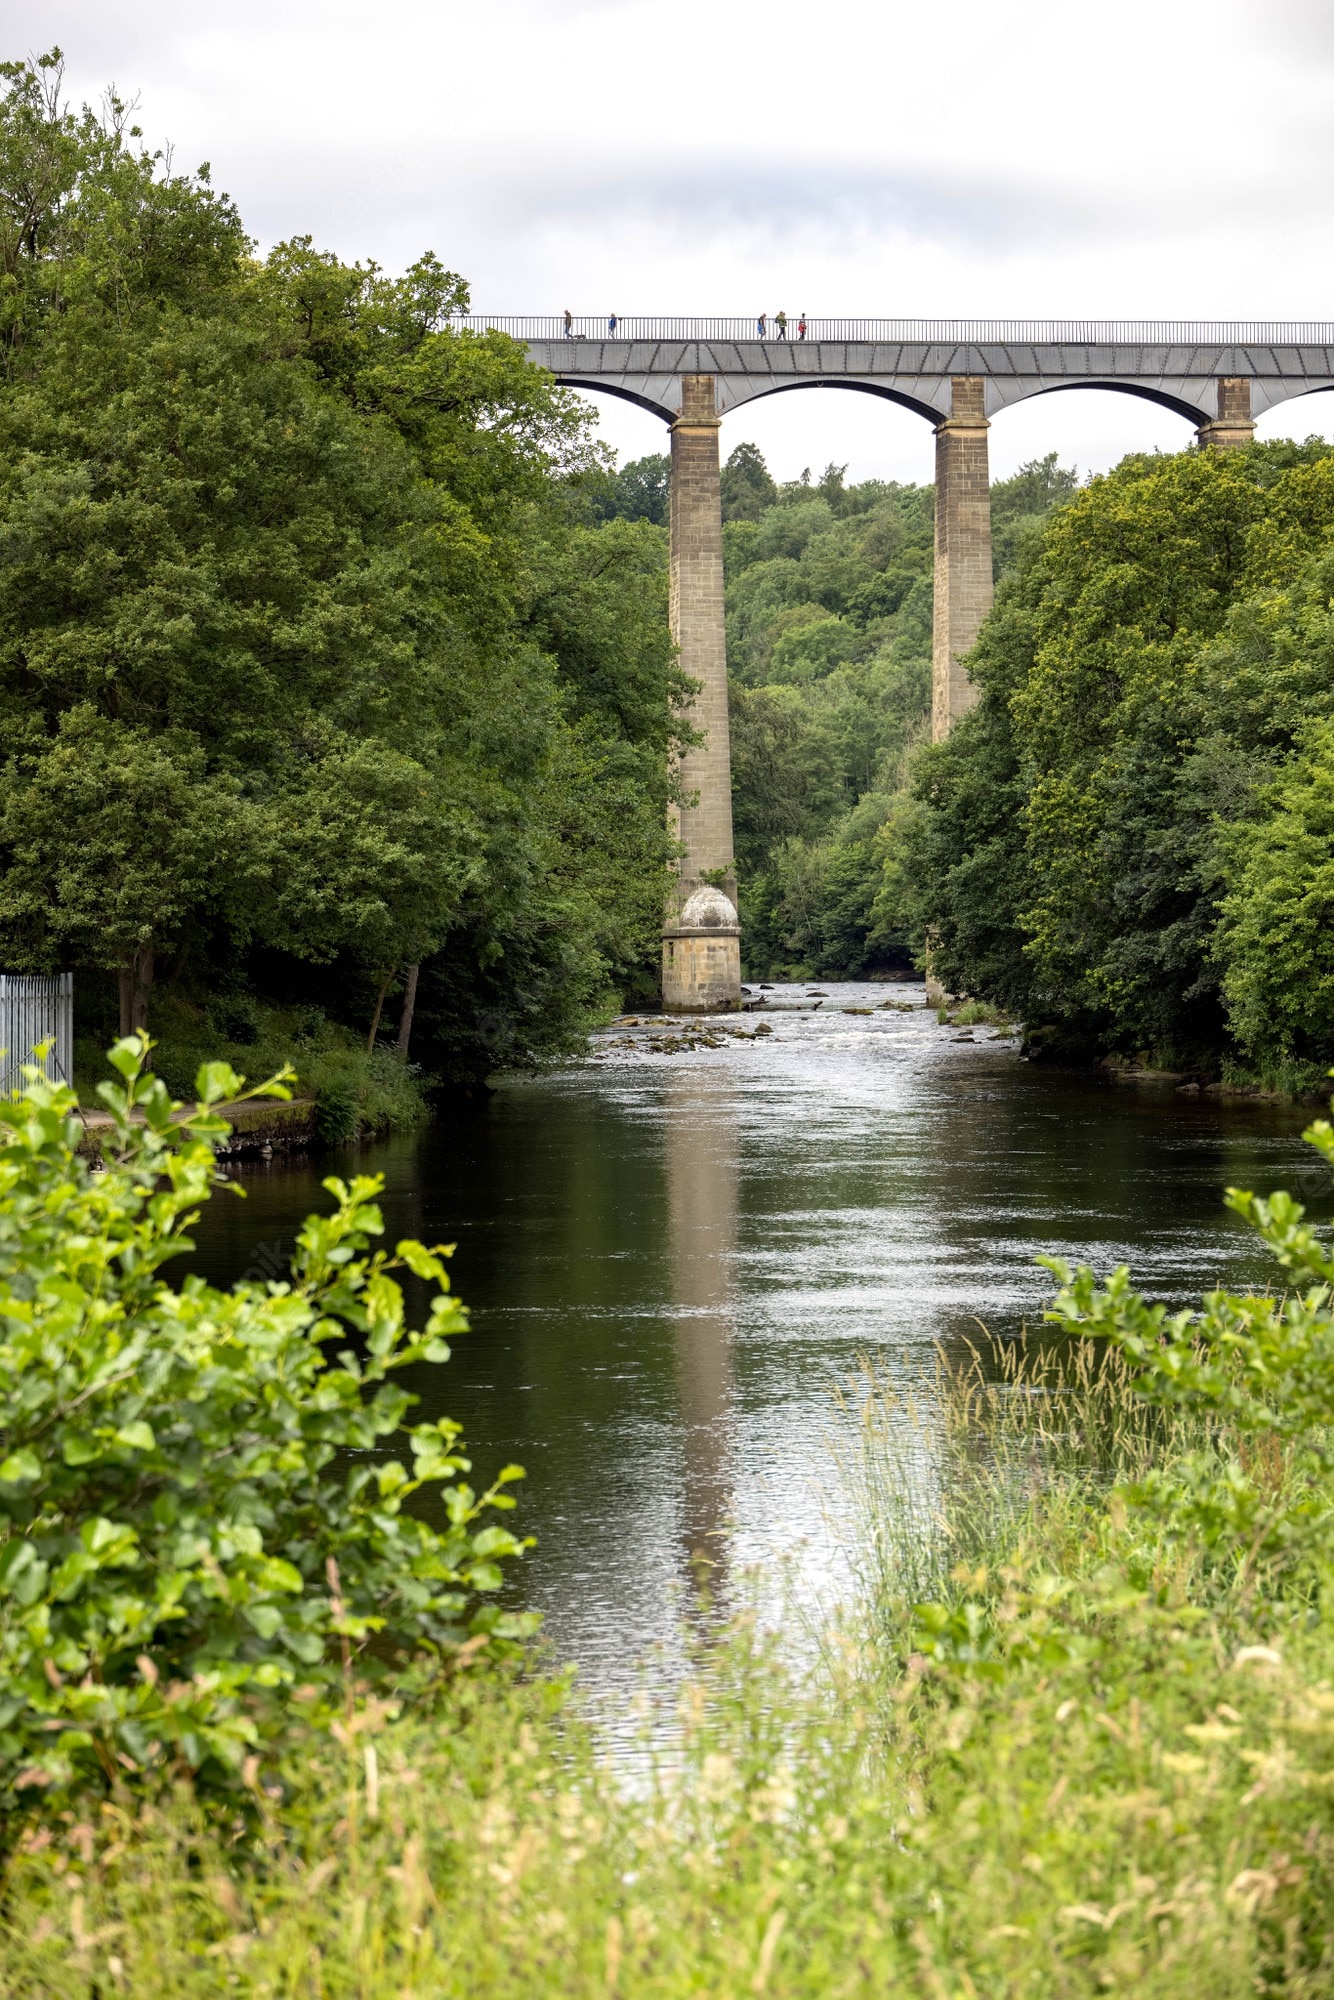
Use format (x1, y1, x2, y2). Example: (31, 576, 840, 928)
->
(839, 1335, 1212, 1614)
(6, 1326, 1334, 1995)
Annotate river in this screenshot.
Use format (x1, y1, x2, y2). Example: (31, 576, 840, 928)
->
(189, 980, 1324, 1697)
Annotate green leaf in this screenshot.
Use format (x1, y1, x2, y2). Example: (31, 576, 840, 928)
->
(195, 1061, 243, 1106)
(107, 1036, 150, 1080)
(283, 1630, 325, 1665)
(396, 1239, 449, 1282)
(0, 1542, 48, 1603)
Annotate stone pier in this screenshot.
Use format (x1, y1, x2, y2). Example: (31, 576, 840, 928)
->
(663, 373, 742, 1012)
(1198, 376, 1255, 449)
(932, 377, 994, 742)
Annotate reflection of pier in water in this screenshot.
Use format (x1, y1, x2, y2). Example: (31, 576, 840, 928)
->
(664, 1073, 737, 1609)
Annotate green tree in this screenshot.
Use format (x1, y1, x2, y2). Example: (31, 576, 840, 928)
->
(989, 452, 1081, 577)
(0, 50, 682, 1086)
(0, 712, 245, 1033)
(589, 452, 669, 525)
(1218, 719, 1334, 1073)
(895, 439, 1334, 1072)
(724, 455, 1065, 980)
(0, 51, 246, 365)
(720, 441, 777, 523)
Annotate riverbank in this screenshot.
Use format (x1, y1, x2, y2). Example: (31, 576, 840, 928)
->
(8, 1211, 1334, 1995)
(75, 1001, 430, 1146)
(1099, 1053, 1334, 1105)
(75, 1092, 319, 1160)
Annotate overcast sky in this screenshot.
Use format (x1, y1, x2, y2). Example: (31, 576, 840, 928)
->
(27, 0, 1334, 484)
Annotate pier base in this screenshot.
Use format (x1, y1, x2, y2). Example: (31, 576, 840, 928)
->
(662, 930, 743, 1013)
(662, 885, 742, 1013)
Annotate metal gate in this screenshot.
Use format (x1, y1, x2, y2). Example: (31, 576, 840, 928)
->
(0, 974, 74, 1093)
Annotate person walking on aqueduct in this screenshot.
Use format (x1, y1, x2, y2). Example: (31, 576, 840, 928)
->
(757, 312, 766, 338)
(775, 309, 788, 339)
(798, 313, 807, 340)
(564, 308, 574, 338)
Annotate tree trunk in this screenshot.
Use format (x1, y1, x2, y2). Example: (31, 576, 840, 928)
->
(396, 963, 420, 1059)
(367, 971, 394, 1054)
(117, 946, 154, 1041)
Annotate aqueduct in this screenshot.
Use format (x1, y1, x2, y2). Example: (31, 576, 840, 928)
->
(463, 317, 1334, 1009)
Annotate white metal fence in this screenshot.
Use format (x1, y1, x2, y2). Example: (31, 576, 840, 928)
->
(0, 974, 73, 1093)
(454, 317, 1334, 348)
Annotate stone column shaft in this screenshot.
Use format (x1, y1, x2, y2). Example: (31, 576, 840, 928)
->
(669, 374, 735, 907)
(932, 376, 994, 743)
(1198, 376, 1255, 449)
(662, 375, 742, 1011)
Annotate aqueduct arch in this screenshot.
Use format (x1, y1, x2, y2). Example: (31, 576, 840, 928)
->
(461, 318, 1334, 1008)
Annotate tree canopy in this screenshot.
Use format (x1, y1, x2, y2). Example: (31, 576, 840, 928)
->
(882, 437, 1334, 1084)
(0, 51, 685, 1098)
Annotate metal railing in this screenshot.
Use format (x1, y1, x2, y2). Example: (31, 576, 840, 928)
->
(455, 316, 1334, 347)
(0, 972, 72, 1093)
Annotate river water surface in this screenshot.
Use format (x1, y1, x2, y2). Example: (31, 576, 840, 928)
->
(189, 981, 1324, 1696)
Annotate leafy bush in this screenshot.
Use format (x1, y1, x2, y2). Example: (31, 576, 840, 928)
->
(0, 1039, 531, 1818)
(299, 1043, 428, 1142)
(853, 1111, 1334, 1704)
(936, 998, 1014, 1028)
(1037, 1111, 1334, 1590)
(205, 993, 261, 1045)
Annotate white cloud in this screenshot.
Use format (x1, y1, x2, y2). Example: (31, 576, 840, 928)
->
(24, 0, 1334, 480)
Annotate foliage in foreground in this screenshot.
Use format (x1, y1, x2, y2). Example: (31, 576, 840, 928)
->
(0, 1043, 530, 1814)
(12, 1116, 1334, 1989)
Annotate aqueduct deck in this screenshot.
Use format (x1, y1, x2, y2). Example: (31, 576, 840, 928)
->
(464, 317, 1334, 424)
(460, 319, 1334, 1009)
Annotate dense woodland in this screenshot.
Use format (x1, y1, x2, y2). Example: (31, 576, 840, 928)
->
(594, 431, 1334, 1093)
(882, 439, 1334, 1088)
(0, 54, 685, 1128)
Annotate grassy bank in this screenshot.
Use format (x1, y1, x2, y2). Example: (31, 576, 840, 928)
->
(6, 1333, 1333, 1997)
(6, 1069, 1334, 1993)
(74, 995, 429, 1142)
